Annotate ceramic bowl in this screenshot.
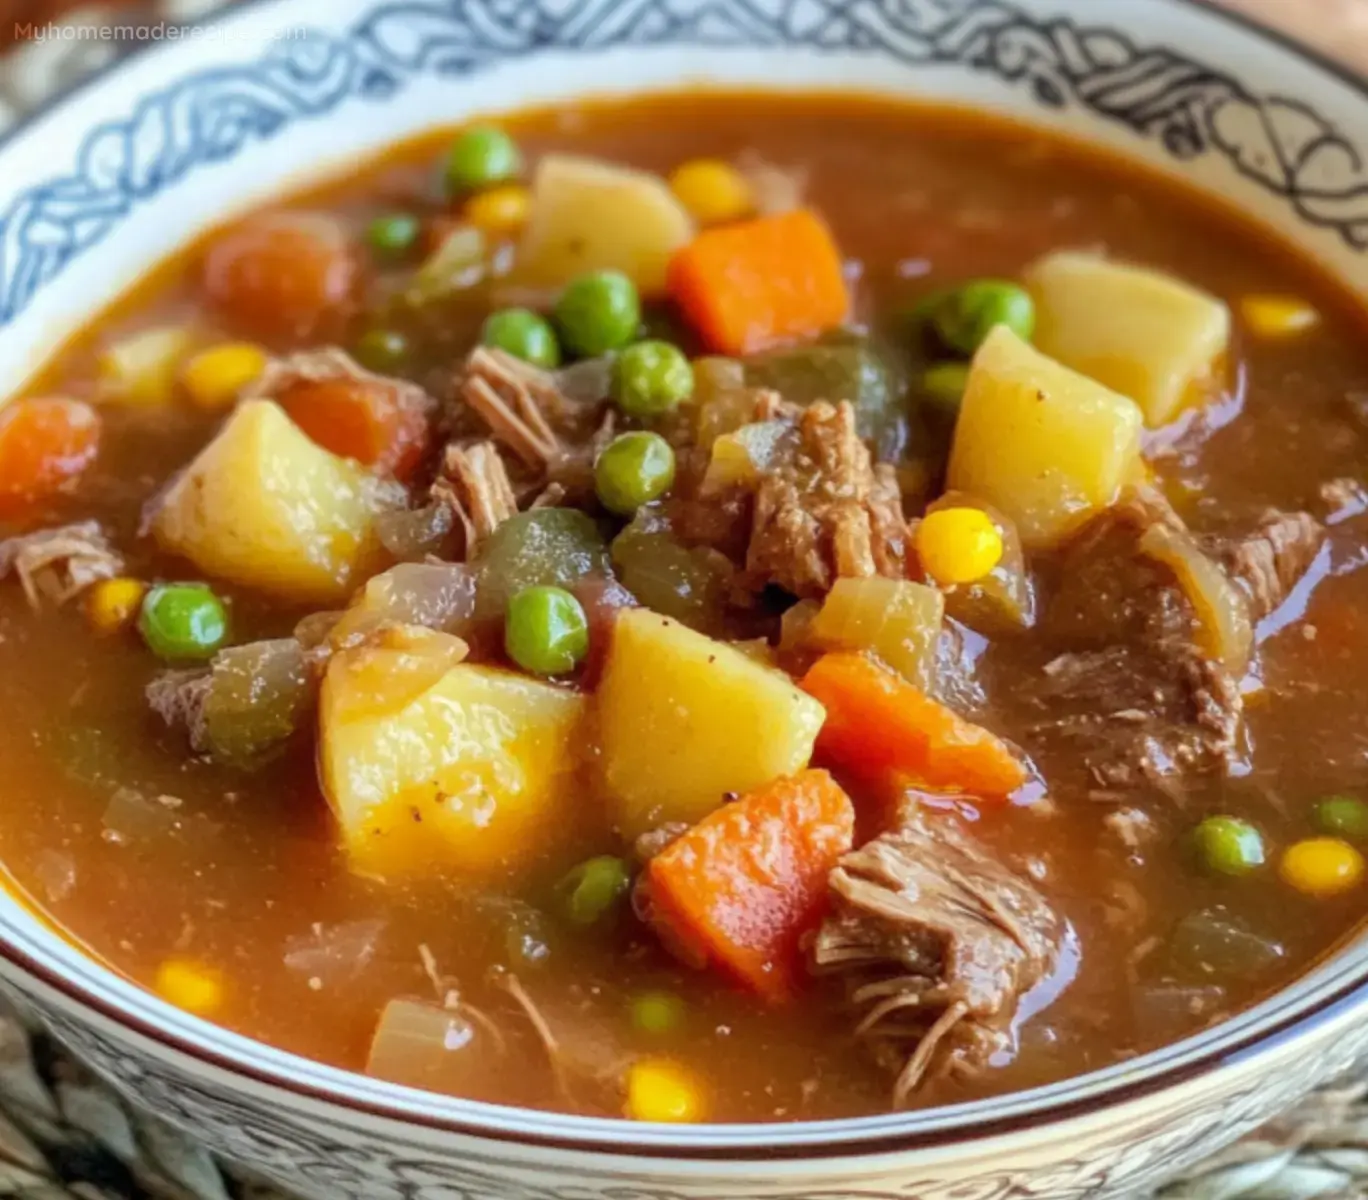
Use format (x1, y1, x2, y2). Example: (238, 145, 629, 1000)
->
(3, 1, 1368, 1197)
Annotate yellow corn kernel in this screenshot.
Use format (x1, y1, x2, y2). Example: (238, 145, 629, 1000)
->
(464, 184, 532, 235)
(181, 342, 268, 410)
(86, 578, 147, 635)
(155, 959, 225, 1015)
(668, 159, 753, 226)
(915, 507, 1004, 587)
(1280, 837, 1365, 897)
(624, 1058, 703, 1123)
(1240, 295, 1319, 339)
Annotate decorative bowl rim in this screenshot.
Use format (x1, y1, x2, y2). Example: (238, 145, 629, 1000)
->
(3, 0, 1368, 1158)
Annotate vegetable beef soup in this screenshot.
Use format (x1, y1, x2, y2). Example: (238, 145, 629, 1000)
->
(3, 92, 1368, 1124)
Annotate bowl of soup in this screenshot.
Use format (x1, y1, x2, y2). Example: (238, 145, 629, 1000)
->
(3, 0, 1368, 1196)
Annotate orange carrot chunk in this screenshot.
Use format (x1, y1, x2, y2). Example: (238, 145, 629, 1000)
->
(644, 769, 855, 1002)
(667, 208, 850, 355)
(0, 398, 101, 512)
(801, 652, 1028, 800)
(279, 379, 429, 480)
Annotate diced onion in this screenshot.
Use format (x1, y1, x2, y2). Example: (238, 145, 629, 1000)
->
(1140, 522, 1253, 670)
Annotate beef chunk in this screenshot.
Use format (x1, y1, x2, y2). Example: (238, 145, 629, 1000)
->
(0, 521, 122, 606)
(744, 400, 906, 597)
(809, 813, 1066, 1104)
(1206, 509, 1325, 621)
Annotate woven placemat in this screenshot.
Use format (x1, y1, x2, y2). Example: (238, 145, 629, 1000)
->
(3, 2, 1368, 1197)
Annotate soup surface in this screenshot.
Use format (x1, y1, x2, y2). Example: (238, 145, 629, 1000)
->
(3, 91, 1368, 1123)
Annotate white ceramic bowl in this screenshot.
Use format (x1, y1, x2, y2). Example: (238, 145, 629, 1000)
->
(3, 2, 1368, 1196)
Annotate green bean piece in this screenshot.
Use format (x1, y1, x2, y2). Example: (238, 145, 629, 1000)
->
(481, 308, 561, 369)
(1314, 795, 1368, 841)
(630, 990, 687, 1036)
(595, 432, 676, 516)
(505, 585, 589, 676)
(365, 214, 421, 260)
(923, 280, 1035, 356)
(613, 340, 694, 418)
(354, 328, 411, 372)
(559, 855, 633, 927)
(444, 126, 522, 195)
(555, 271, 641, 358)
(1192, 815, 1266, 877)
(139, 584, 228, 662)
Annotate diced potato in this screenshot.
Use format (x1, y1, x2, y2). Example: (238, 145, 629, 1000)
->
(599, 608, 825, 838)
(152, 399, 403, 603)
(948, 327, 1143, 548)
(320, 632, 587, 876)
(99, 326, 196, 406)
(516, 156, 694, 294)
(808, 578, 944, 690)
(1026, 251, 1230, 427)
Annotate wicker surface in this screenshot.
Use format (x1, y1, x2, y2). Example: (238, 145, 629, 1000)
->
(3, 1, 1368, 1197)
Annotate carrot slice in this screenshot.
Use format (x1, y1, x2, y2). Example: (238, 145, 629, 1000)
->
(801, 652, 1028, 800)
(644, 769, 855, 1002)
(666, 208, 849, 355)
(0, 398, 100, 511)
(279, 379, 429, 479)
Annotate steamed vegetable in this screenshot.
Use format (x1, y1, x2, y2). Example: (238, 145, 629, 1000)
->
(801, 652, 1028, 798)
(0, 397, 100, 512)
(947, 326, 1143, 548)
(744, 339, 894, 440)
(1026, 251, 1230, 427)
(555, 270, 642, 357)
(200, 638, 315, 764)
(599, 609, 826, 838)
(643, 769, 854, 1001)
(610, 518, 731, 633)
(807, 577, 944, 691)
(614, 340, 693, 418)
(444, 127, 522, 195)
(505, 585, 589, 676)
(595, 432, 676, 515)
(474, 508, 610, 618)
(139, 584, 228, 661)
(920, 280, 1035, 356)
(152, 400, 402, 604)
(517, 156, 694, 294)
(278, 377, 430, 479)
(668, 209, 849, 355)
(320, 628, 587, 875)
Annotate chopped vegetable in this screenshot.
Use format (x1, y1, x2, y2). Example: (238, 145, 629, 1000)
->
(555, 270, 641, 358)
(613, 340, 693, 418)
(406, 225, 487, 304)
(278, 377, 429, 479)
(595, 432, 676, 515)
(465, 183, 532, 235)
(1139, 521, 1253, 670)
(1280, 837, 1365, 897)
(600, 609, 826, 838)
(1026, 251, 1230, 427)
(152, 400, 402, 604)
(353, 328, 411, 373)
(669, 158, 754, 225)
(481, 308, 561, 369)
(1240, 294, 1319, 339)
(155, 959, 225, 1015)
(505, 585, 589, 676)
(516, 155, 694, 294)
(180, 342, 268, 410)
(801, 652, 1028, 798)
(330, 561, 477, 646)
(365, 213, 421, 259)
(947, 326, 1144, 548)
(203, 211, 356, 342)
(1314, 795, 1368, 840)
(920, 362, 970, 409)
(630, 990, 687, 1035)
(474, 508, 610, 618)
(199, 638, 314, 764)
(139, 584, 228, 662)
(0, 397, 100, 511)
(99, 326, 196, 406)
(699, 420, 789, 494)
(920, 280, 1035, 356)
(924, 492, 1035, 632)
(320, 640, 588, 876)
(668, 208, 850, 355)
(744, 338, 895, 441)
(643, 769, 855, 1000)
(1192, 815, 1265, 877)
(444, 126, 522, 195)
(807, 577, 944, 691)
(624, 1058, 703, 1122)
(916, 507, 1004, 586)
(86, 577, 147, 635)
(1167, 908, 1286, 979)
(691, 357, 753, 447)
(610, 517, 730, 633)
(366, 998, 492, 1091)
(557, 855, 632, 926)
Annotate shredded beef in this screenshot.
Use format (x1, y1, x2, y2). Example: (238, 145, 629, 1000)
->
(1206, 510, 1325, 621)
(456, 348, 570, 468)
(809, 812, 1066, 1104)
(147, 669, 213, 752)
(0, 521, 123, 606)
(432, 440, 519, 553)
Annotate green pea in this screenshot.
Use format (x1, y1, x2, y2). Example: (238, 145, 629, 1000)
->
(558, 855, 632, 927)
(1314, 795, 1368, 840)
(613, 340, 693, 418)
(555, 271, 641, 358)
(505, 585, 589, 676)
(139, 584, 228, 662)
(482, 308, 561, 369)
(354, 328, 411, 372)
(444, 126, 522, 195)
(921, 362, 971, 409)
(923, 280, 1035, 356)
(630, 990, 687, 1036)
(595, 432, 676, 516)
(1192, 815, 1265, 877)
(365, 213, 421, 260)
